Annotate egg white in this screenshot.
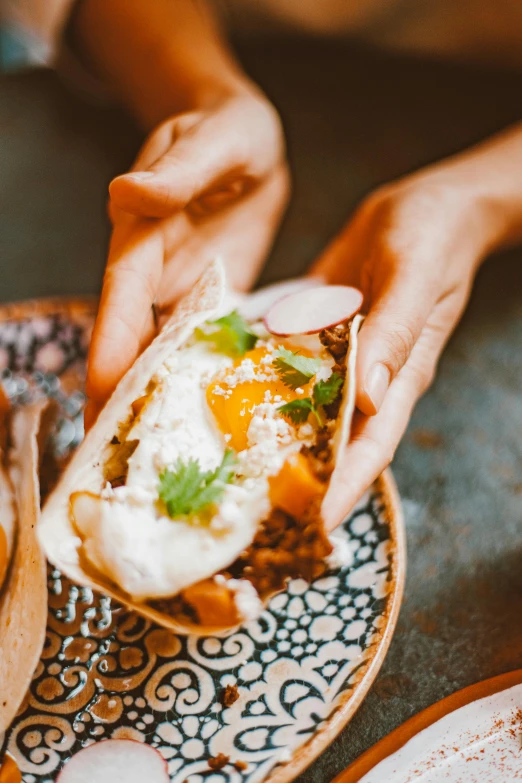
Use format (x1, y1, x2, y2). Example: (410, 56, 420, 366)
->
(73, 336, 331, 602)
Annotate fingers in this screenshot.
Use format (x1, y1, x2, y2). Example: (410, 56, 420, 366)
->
(109, 107, 274, 219)
(83, 399, 103, 432)
(355, 266, 438, 415)
(157, 164, 290, 299)
(86, 218, 163, 405)
(322, 375, 416, 533)
(322, 292, 465, 532)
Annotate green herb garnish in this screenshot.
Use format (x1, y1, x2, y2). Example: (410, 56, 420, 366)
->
(273, 348, 321, 390)
(195, 311, 258, 357)
(277, 398, 317, 425)
(312, 372, 344, 408)
(278, 372, 344, 426)
(158, 450, 237, 518)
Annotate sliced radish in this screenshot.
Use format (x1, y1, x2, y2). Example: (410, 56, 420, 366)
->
(57, 740, 168, 783)
(264, 285, 363, 336)
(239, 278, 320, 322)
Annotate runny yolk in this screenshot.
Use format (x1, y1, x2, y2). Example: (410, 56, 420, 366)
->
(0, 755, 22, 783)
(206, 346, 312, 452)
(268, 452, 325, 519)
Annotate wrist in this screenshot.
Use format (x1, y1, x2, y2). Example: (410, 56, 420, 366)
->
(422, 125, 522, 258)
(404, 164, 515, 273)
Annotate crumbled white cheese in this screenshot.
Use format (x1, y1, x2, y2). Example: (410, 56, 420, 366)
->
(100, 482, 115, 499)
(315, 356, 336, 382)
(227, 578, 263, 621)
(221, 354, 278, 389)
(326, 530, 354, 569)
(298, 423, 314, 440)
(247, 403, 293, 448)
(210, 385, 231, 398)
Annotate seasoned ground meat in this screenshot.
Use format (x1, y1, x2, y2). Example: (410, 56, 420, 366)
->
(208, 753, 230, 771)
(320, 320, 351, 361)
(229, 507, 332, 598)
(222, 684, 240, 707)
(301, 419, 337, 481)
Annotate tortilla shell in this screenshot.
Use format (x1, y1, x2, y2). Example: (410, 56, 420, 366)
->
(0, 401, 49, 733)
(0, 466, 15, 597)
(38, 262, 362, 635)
(38, 260, 230, 635)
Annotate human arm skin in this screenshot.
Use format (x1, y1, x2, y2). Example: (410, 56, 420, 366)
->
(69, 0, 289, 422)
(313, 123, 522, 529)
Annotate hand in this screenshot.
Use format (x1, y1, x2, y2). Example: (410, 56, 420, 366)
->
(86, 91, 289, 424)
(315, 168, 499, 530)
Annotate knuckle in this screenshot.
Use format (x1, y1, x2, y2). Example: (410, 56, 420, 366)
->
(353, 431, 396, 471)
(379, 320, 417, 376)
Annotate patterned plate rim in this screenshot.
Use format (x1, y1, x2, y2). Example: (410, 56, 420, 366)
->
(267, 469, 406, 783)
(0, 295, 407, 783)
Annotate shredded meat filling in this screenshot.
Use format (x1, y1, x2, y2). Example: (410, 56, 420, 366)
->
(228, 507, 332, 598)
(138, 326, 357, 624)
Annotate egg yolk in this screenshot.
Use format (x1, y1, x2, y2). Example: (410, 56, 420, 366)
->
(268, 452, 325, 518)
(206, 346, 312, 452)
(0, 754, 21, 783)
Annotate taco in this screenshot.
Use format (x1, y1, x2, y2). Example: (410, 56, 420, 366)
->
(38, 261, 363, 634)
(0, 387, 15, 593)
(0, 400, 50, 733)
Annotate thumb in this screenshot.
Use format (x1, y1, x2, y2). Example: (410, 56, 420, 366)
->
(355, 271, 435, 416)
(86, 217, 163, 404)
(109, 111, 265, 219)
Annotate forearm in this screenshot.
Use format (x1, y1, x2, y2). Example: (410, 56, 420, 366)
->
(410, 122, 522, 255)
(70, 0, 252, 129)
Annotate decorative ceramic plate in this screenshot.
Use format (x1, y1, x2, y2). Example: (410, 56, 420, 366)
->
(0, 298, 405, 783)
(338, 670, 522, 783)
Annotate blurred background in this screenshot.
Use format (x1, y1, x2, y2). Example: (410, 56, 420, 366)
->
(1, 4, 522, 780)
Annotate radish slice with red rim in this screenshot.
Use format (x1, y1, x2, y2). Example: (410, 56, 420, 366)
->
(238, 277, 320, 322)
(264, 285, 363, 336)
(57, 740, 168, 783)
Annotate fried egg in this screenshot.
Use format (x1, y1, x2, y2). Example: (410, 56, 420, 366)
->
(71, 328, 334, 606)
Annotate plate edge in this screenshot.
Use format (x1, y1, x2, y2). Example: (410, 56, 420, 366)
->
(0, 296, 407, 783)
(263, 468, 407, 783)
(336, 668, 522, 782)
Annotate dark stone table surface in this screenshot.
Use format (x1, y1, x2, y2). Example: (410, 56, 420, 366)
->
(1, 38, 521, 782)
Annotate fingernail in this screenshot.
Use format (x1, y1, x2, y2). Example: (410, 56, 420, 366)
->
(125, 171, 155, 181)
(365, 363, 390, 413)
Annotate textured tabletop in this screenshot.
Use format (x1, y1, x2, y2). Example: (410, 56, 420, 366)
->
(1, 38, 521, 782)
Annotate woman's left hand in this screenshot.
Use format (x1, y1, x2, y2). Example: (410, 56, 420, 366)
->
(313, 149, 516, 529)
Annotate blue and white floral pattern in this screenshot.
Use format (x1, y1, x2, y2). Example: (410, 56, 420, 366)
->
(0, 305, 401, 783)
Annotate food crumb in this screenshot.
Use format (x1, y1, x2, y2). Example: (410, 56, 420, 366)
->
(234, 760, 248, 771)
(208, 753, 230, 771)
(221, 684, 240, 707)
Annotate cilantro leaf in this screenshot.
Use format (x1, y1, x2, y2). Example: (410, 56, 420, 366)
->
(158, 450, 237, 519)
(278, 398, 318, 425)
(195, 311, 258, 357)
(273, 348, 321, 390)
(313, 372, 344, 408)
